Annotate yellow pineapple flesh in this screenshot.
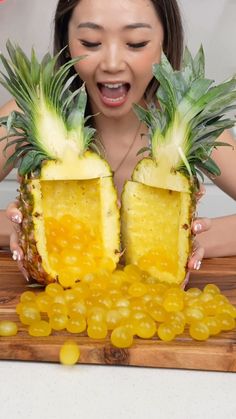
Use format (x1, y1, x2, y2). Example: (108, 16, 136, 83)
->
(20, 152, 120, 285)
(122, 160, 192, 285)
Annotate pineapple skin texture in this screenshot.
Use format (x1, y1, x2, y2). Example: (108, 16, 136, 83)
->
(18, 152, 121, 285)
(19, 180, 55, 284)
(121, 159, 196, 286)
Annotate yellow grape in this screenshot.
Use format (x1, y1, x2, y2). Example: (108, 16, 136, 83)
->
(184, 306, 205, 324)
(28, 320, 51, 337)
(203, 299, 219, 316)
(124, 264, 142, 282)
(168, 312, 186, 335)
(20, 291, 36, 303)
(49, 314, 68, 331)
(130, 298, 146, 312)
(59, 340, 80, 365)
(135, 315, 156, 339)
(117, 307, 131, 319)
(157, 323, 175, 342)
(66, 316, 86, 334)
(63, 289, 77, 304)
(48, 303, 68, 317)
(189, 321, 209, 341)
(96, 294, 113, 309)
(203, 316, 221, 336)
(199, 292, 214, 304)
(15, 302, 23, 315)
(216, 313, 235, 331)
(111, 325, 133, 348)
(45, 283, 64, 297)
(203, 284, 220, 295)
(106, 309, 122, 330)
(87, 321, 107, 339)
(185, 288, 202, 299)
(213, 294, 229, 306)
(68, 300, 87, 318)
(128, 282, 147, 298)
(216, 303, 236, 318)
(19, 303, 41, 325)
(163, 294, 184, 312)
(58, 271, 78, 288)
(0, 321, 18, 336)
(53, 293, 67, 305)
(87, 306, 106, 323)
(110, 271, 127, 288)
(146, 301, 167, 323)
(114, 298, 131, 309)
(169, 319, 185, 335)
(35, 292, 52, 312)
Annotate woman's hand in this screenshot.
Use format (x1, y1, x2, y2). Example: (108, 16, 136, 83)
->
(188, 217, 212, 270)
(187, 184, 211, 271)
(6, 201, 29, 281)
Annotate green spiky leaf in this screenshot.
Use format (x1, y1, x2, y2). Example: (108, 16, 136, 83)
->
(0, 42, 96, 174)
(135, 45, 236, 181)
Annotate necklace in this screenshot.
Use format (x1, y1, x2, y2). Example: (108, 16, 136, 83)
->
(113, 122, 142, 173)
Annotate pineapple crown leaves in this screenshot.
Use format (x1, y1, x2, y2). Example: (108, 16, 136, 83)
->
(0, 41, 94, 176)
(66, 83, 96, 150)
(134, 45, 236, 180)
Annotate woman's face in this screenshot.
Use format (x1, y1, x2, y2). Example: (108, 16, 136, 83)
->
(68, 0, 163, 118)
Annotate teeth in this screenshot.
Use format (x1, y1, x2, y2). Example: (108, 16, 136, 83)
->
(105, 95, 126, 103)
(103, 83, 124, 89)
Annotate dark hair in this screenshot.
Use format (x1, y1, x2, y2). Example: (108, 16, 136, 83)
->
(54, 0, 184, 99)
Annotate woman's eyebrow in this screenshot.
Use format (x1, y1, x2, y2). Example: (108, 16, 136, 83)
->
(77, 22, 152, 30)
(77, 22, 102, 30)
(124, 23, 152, 30)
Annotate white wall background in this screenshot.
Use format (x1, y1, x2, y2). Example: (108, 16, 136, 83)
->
(0, 0, 236, 216)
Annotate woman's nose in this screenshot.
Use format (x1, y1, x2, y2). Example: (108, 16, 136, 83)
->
(100, 44, 126, 73)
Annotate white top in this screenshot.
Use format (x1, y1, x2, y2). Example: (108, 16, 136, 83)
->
(0, 361, 236, 419)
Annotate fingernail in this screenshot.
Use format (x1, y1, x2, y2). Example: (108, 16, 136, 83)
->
(22, 268, 29, 282)
(194, 223, 202, 233)
(194, 260, 202, 270)
(12, 250, 21, 261)
(11, 214, 22, 224)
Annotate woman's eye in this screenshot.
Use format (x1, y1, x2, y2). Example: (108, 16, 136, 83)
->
(80, 40, 101, 48)
(127, 41, 149, 49)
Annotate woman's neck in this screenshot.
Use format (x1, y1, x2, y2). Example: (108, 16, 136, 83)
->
(93, 111, 149, 197)
(94, 110, 141, 140)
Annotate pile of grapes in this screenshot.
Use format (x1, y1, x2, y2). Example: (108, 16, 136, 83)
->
(0, 264, 235, 365)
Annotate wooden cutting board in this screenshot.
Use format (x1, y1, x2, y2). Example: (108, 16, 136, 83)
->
(0, 251, 236, 372)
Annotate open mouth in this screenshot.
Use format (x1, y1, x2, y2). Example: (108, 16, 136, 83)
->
(97, 82, 130, 106)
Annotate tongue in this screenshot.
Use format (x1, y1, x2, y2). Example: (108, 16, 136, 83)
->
(100, 84, 128, 99)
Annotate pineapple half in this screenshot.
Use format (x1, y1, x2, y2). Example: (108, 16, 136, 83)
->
(0, 42, 120, 285)
(122, 46, 236, 285)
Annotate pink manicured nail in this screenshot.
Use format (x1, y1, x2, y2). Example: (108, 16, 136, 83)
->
(194, 223, 202, 233)
(193, 260, 202, 270)
(12, 250, 21, 261)
(11, 214, 22, 224)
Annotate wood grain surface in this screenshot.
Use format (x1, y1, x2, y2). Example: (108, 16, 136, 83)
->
(0, 251, 236, 371)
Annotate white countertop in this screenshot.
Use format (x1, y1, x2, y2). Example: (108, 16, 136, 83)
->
(1, 361, 236, 419)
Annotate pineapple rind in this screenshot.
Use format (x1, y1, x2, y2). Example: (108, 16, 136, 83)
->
(100, 177, 121, 263)
(19, 180, 57, 284)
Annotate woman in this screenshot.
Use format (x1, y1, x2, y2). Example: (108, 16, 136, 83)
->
(0, 0, 236, 275)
